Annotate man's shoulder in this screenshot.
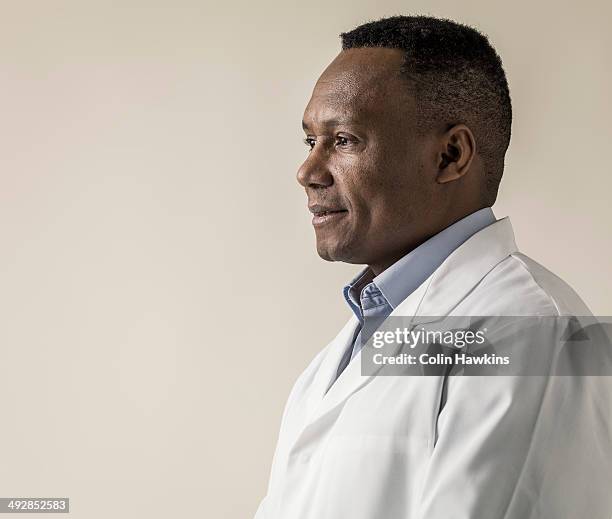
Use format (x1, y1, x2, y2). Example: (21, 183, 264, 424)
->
(460, 251, 592, 317)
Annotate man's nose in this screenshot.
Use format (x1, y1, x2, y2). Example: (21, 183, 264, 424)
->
(296, 146, 333, 189)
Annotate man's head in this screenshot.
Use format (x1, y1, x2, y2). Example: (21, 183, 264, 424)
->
(297, 15, 512, 274)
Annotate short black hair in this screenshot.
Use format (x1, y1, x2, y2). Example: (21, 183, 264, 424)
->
(341, 15, 512, 205)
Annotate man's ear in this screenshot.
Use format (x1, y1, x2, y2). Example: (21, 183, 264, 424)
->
(436, 124, 477, 184)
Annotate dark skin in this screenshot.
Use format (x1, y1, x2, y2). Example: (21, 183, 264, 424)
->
(297, 47, 486, 275)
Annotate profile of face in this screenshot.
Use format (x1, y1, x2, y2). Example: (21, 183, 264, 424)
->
(297, 47, 478, 274)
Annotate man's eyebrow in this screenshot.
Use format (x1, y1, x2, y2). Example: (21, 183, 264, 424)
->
(301, 118, 359, 131)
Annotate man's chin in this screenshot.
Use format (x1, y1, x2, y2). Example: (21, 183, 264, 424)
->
(316, 248, 337, 263)
(315, 241, 362, 265)
(315, 241, 335, 262)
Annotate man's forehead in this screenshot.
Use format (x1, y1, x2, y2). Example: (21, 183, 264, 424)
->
(303, 48, 412, 128)
(315, 48, 406, 101)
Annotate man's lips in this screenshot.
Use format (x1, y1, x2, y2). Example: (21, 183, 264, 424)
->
(308, 204, 348, 227)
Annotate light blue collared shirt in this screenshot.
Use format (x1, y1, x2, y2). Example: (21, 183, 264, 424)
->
(334, 207, 496, 381)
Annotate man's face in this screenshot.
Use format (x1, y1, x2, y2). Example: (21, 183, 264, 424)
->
(298, 47, 440, 274)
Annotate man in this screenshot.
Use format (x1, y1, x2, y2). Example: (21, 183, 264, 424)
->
(254, 15, 611, 518)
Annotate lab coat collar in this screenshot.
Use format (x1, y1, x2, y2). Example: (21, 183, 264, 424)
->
(404, 216, 518, 323)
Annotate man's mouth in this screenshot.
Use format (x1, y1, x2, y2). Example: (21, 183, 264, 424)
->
(308, 204, 348, 227)
(312, 209, 346, 217)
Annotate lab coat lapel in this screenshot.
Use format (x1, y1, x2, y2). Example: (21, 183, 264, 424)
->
(292, 278, 433, 451)
(319, 278, 432, 402)
(306, 314, 360, 410)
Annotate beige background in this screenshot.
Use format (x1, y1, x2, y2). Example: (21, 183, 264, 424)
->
(0, 1, 610, 518)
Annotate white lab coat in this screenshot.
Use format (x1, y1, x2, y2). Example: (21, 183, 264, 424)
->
(254, 217, 612, 519)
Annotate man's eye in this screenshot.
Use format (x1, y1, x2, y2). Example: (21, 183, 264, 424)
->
(303, 137, 316, 150)
(335, 136, 351, 147)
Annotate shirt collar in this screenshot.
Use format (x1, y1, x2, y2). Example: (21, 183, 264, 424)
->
(342, 269, 374, 320)
(343, 207, 497, 316)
